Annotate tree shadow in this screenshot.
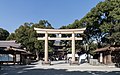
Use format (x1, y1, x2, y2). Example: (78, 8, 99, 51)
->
(0, 64, 120, 75)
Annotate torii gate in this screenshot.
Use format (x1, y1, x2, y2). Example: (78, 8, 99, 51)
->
(34, 28, 86, 64)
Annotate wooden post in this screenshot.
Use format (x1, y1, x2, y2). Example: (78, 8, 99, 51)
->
(72, 32, 75, 62)
(107, 51, 112, 64)
(100, 53, 103, 63)
(103, 52, 107, 64)
(20, 53, 22, 65)
(13, 53, 16, 65)
(45, 32, 48, 62)
(43, 32, 51, 64)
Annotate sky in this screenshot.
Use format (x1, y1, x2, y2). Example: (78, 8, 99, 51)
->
(0, 0, 104, 33)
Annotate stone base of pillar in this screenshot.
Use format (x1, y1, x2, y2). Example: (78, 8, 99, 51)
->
(70, 61, 79, 65)
(42, 61, 51, 65)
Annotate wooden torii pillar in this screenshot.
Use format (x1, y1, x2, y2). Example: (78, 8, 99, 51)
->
(34, 28, 86, 65)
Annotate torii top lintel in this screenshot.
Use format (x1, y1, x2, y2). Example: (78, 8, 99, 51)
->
(34, 28, 86, 34)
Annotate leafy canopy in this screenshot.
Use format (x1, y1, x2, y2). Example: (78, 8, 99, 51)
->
(0, 28, 9, 40)
(7, 20, 55, 53)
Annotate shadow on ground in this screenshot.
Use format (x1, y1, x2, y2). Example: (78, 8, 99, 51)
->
(0, 64, 120, 75)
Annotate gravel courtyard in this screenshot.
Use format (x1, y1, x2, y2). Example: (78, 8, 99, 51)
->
(0, 61, 120, 75)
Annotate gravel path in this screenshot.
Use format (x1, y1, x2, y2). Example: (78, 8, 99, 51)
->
(0, 60, 120, 75)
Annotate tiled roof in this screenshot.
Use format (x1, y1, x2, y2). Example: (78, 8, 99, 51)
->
(94, 46, 120, 52)
(94, 47, 110, 52)
(0, 40, 21, 48)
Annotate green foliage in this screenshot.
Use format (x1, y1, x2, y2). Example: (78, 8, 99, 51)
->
(7, 33, 16, 40)
(98, 0, 120, 45)
(65, 0, 120, 49)
(58, 0, 120, 55)
(89, 43, 98, 55)
(8, 20, 55, 53)
(0, 28, 9, 40)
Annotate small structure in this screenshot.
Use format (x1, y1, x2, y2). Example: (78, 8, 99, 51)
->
(0, 40, 20, 48)
(0, 40, 33, 65)
(94, 45, 120, 65)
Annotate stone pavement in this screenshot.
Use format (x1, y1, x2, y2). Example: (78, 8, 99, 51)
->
(0, 60, 120, 75)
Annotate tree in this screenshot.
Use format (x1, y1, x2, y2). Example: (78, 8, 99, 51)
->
(7, 33, 16, 40)
(65, 0, 120, 51)
(0, 28, 9, 40)
(97, 0, 120, 45)
(8, 20, 55, 58)
(32, 20, 55, 52)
